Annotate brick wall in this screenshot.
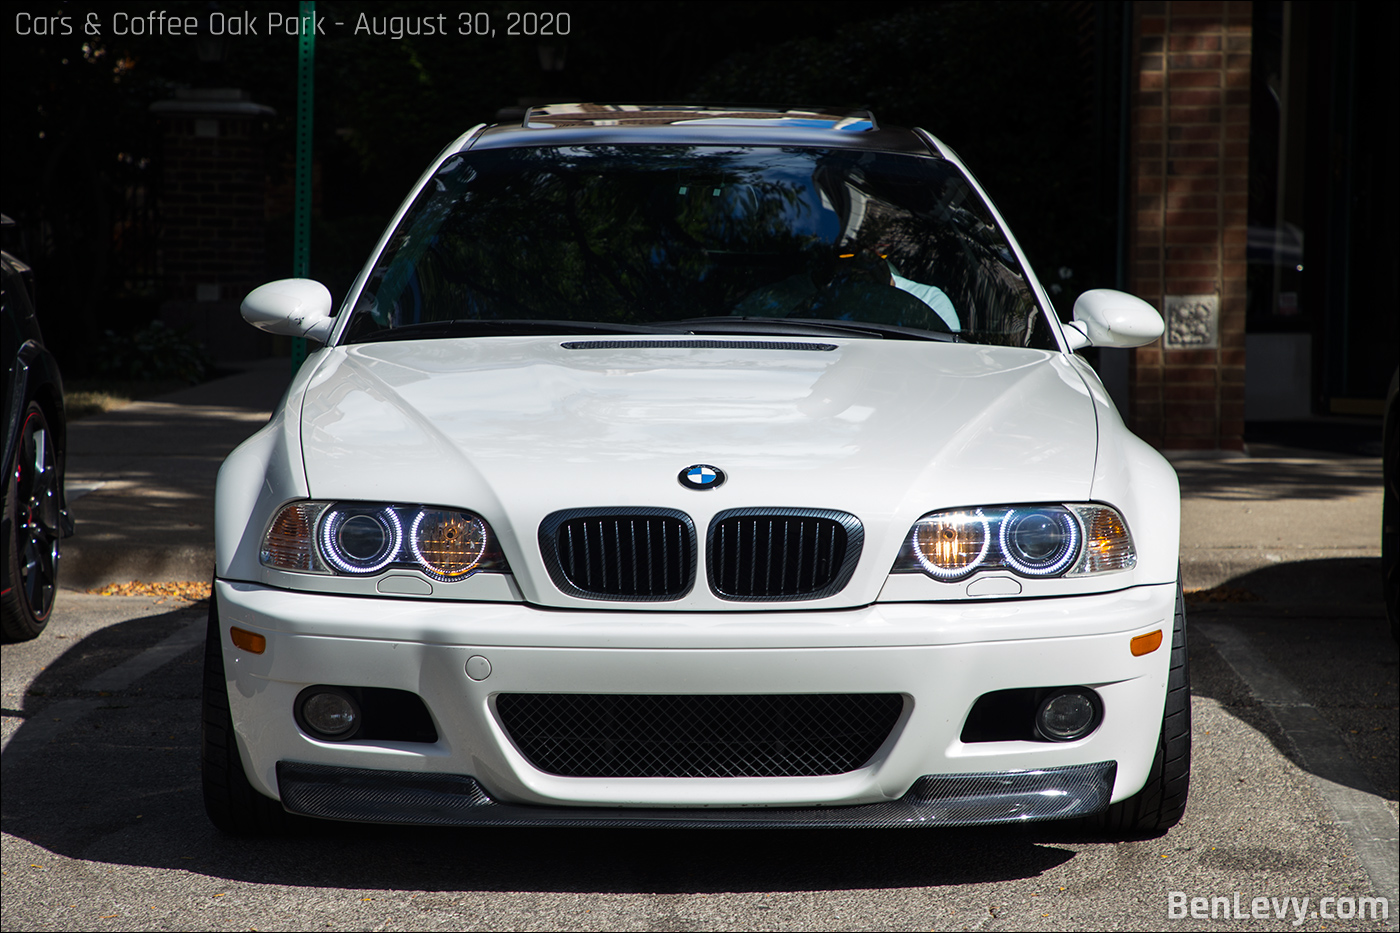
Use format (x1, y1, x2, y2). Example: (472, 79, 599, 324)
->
(1129, 1, 1251, 450)
(152, 92, 275, 361)
(158, 115, 266, 303)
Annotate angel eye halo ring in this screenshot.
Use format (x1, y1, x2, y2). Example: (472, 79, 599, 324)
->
(411, 509, 488, 581)
(999, 507, 1080, 577)
(261, 500, 505, 581)
(897, 503, 1133, 581)
(909, 509, 990, 579)
(320, 506, 402, 574)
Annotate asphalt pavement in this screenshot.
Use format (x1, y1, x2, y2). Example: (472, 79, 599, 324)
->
(61, 359, 293, 590)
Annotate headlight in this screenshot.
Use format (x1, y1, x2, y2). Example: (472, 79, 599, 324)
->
(410, 509, 489, 581)
(895, 503, 1135, 580)
(262, 501, 330, 572)
(261, 501, 508, 579)
(909, 510, 989, 579)
(998, 507, 1079, 576)
(321, 506, 402, 574)
(1071, 504, 1136, 575)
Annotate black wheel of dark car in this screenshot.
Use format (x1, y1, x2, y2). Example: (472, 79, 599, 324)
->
(201, 593, 292, 835)
(1383, 371, 1398, 641)
(1386, 470, 1398, 642)
(1087, 574, 1191, 836)
(2, 402, 61, 642)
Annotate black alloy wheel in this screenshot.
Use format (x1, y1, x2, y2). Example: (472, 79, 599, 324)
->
(2, 402, 61, 641)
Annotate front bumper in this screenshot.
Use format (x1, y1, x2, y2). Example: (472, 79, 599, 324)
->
(277, 760, 1117, 827)
(216, 579, 1175, 825)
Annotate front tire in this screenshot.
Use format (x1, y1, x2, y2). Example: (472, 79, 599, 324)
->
(1089, 575, 1191, 836)
(2, 402, 61, 642)
(201, 591, 291, 835)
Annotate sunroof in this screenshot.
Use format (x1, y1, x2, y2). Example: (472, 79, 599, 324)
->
(523, 103, 877, 132)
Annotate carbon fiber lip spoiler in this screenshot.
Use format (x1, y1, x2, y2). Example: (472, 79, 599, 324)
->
(276, 760, 1116, 829)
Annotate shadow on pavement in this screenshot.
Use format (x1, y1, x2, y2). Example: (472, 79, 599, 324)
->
(1187, 557, 1398, 802)
(1, 608, 1087, 894)
(1174, 451, 1382, 502)
(7, 558, 1391, 892)
(60, 361, 290, 589)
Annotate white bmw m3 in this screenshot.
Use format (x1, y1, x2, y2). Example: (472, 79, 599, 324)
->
(205, 104, 1187, 836)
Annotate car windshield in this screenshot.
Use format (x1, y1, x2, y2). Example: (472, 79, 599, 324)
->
(342, 145, 1056, 348)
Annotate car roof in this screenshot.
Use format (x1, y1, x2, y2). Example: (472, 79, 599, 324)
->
(467, 103, 940, 155)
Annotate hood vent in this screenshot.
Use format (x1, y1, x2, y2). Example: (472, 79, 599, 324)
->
(561, 339, 836, 351)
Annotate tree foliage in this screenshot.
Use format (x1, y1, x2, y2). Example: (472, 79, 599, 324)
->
(4, 1, 1115, 372)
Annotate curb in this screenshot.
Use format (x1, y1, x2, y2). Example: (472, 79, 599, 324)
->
(61, 542, 215, 591)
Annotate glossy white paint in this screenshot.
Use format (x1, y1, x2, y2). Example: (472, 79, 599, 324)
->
(217, 579, 1175, 807)
(240, 279, 335, 343)
(217, 314, 1180, 609)
(1067, 289, 1167, 350)
(261, 337, 1099, 610)
(212, 118, 1185, 820)
(1069, 352, 1181, 583)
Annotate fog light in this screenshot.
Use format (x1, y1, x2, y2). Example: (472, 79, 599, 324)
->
(296, 687, 361, 740)
(1035, 688, 1100, 742)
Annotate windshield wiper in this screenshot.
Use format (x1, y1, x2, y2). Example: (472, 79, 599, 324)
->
(350, 317, 961, 344)
(348, 319, 672, 343)
(664, 317, 960, 343)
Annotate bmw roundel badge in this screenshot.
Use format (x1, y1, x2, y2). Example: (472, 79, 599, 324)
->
(678, 464, 726, 491)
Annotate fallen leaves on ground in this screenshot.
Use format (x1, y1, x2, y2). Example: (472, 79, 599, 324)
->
(63, 390, 133, 421)
(89, 580, 211, 603)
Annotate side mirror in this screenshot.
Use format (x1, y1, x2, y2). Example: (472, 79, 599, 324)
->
(241, 279, 335, 343)
(1064, 289, 1164, 350)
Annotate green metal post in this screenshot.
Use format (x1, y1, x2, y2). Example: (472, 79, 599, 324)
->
(291, 0, 315, 373)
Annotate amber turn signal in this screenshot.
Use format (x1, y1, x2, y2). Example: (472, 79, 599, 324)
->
(230, 626, 267, 655)
(1130, 629, 1163, 657)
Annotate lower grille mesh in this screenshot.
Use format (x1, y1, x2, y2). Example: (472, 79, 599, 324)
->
(496, 693, 903, 777)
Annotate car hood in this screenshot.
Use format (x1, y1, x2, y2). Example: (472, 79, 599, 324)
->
(299, 336, 1098, 607)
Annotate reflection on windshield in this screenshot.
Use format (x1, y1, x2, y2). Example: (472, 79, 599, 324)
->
(344, 146, 1054, 349)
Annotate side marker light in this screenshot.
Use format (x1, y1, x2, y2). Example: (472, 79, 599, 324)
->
(1130, 629, 1163, 657)
(230, 627, 267, 655)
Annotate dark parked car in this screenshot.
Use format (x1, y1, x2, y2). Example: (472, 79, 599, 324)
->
(1385, 369, 1398, 640)
(2, 219, 71, 641)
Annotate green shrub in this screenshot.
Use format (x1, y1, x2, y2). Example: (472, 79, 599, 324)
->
(97, 320, 213, 384)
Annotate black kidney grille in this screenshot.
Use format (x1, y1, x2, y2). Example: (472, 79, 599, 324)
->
(541, 509, 695, 600)
(496, 693, 904, 777)
(708, 509, 863, 600)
